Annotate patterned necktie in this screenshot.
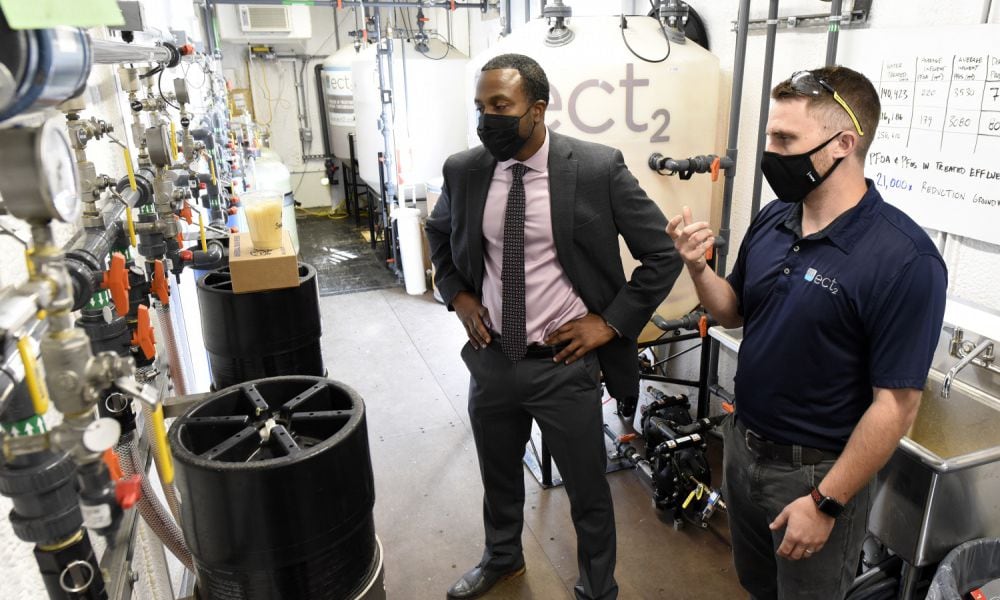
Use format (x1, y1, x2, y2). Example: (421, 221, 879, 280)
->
(501, 163, 528, 362)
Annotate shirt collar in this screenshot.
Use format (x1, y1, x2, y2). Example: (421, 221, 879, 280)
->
(498, 126, 549, 173)
(776, 179, 882, 253)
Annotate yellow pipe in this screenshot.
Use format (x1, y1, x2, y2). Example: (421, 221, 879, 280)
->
(150, 404, 174, 485)
(123, 147, 137, 191)
(24, 247, 35, 278)
(198, 212, 207, 252)
(124, 205, 137, 248)
(17, 336, 49, 416)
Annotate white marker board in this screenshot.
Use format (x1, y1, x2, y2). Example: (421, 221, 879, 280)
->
(839, 25, 1000, 244)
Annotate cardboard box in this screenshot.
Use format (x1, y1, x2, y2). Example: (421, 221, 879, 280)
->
(228, 230, 299, 293)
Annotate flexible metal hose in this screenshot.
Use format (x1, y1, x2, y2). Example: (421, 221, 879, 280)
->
(156, 304, 190, 397)
(117, 434, 194, 571)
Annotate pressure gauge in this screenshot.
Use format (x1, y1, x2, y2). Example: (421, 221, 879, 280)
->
(0, 118, 82, 223)
(40, 120, 81, 221)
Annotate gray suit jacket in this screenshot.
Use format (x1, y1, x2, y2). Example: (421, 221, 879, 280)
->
(425, 130, 682, 402)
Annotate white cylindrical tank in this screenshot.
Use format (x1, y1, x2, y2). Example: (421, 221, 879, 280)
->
(395, 205, 427, 295)
(352, 39, 468, 198)
(321, 46, 357, 159)
(467, 17, 722, 322)
(253, 148, 300, 253)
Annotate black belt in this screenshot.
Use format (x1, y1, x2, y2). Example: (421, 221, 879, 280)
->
(736, 419, 840, 465)
(490, 333, 568, 360)
(523, 342, 569, 359)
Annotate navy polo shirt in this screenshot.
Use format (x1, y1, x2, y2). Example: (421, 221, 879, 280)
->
(727, 180, 947, 451)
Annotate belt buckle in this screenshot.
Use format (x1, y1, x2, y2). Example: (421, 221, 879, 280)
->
(744, 427, 767, 455)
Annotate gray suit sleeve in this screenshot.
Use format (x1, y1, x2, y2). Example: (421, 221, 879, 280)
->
(424, 162, 472, 310)
(602, 149, 683, 339)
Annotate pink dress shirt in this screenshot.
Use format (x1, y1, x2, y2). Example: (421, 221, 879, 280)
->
(481, 128, 589, 344)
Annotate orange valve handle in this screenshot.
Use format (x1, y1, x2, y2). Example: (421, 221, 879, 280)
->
(132, 305, 156, 359)
(619, 433, 639, 443)
(115, 475, 143, 509)
(698, 315, 709, 338)
(101, 253, 131, 317)
(103, 448, 124, 481)
(151, 260, 169, 304)
(705, 242, 714, 262)
(179, 201, 194, 225)
(710, 156, 721, 182)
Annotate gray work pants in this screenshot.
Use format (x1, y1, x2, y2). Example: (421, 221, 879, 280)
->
(721, 413, 872, 600)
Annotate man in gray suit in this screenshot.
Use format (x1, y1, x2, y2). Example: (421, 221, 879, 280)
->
(426, 53, 682, 600)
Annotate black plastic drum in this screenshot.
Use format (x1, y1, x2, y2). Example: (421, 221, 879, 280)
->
(196, 263, 324, 389)
(169, 376, 378, 600)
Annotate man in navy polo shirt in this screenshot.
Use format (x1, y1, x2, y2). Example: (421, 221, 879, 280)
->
(668, 66, 947, 599)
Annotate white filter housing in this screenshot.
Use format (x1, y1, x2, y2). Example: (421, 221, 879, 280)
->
(468, 17, 722, 322)
(321, 46, 358, 159)
(352, 39, 468, 198)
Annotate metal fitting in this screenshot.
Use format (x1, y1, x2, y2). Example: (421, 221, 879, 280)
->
(659, 0, 689, 43)
(543, 0, 574, 47)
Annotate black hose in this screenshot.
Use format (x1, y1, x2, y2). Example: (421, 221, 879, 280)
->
(847, 570, 889, 596)
(848, 578, 897, 600)
(313, 63, 332, 157)
(620, 15, 671, 63)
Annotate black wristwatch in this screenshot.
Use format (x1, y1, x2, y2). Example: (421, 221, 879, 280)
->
(810, 487, 845, 518)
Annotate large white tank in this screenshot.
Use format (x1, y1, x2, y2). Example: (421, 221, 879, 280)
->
(468, 17, 721, 323)
(321, 46, 357, 159)
(352, 39, 468, 198)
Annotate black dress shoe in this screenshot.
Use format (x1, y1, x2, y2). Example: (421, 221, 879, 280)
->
(446, 561, 526, 599)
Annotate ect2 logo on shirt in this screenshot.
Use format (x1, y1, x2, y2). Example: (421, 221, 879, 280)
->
(804, 267, 840, 295)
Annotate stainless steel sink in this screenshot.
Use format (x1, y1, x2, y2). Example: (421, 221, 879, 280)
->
(868, 370, 1000, 567)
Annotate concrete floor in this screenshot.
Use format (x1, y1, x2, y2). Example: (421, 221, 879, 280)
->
(318, 287, 745, 600)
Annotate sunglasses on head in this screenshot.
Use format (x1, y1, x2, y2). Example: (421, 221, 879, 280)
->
(789, 70, 864, 137)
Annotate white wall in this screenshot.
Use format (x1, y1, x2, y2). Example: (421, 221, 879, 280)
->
(218, 5, 349, 209)
(676, 0, 1000, 398)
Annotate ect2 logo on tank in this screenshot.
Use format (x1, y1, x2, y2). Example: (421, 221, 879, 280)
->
(546, 64, 671, 143)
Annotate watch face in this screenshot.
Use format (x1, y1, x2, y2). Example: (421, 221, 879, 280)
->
(40, 121, 81, 223)
(818, 496, 843, 518)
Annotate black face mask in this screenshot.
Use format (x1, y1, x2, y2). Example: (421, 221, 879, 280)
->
(760, 132, 844, 203)
(477, 107, 536, 161)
